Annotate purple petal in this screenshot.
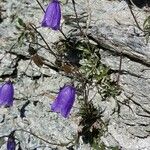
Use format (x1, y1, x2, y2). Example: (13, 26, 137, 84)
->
(7, 132, 16, 150)
(51, 85, 76, 118)
(0, 81, 14, 107)
(7, 138, 16, 150)
(0, 84, 2, 89)
(41, 0, 61, 30)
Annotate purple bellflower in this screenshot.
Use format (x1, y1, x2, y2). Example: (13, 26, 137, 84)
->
(51, 85, 76, 118)
(0, 80, 14, 107)
(41, 0, 61, 30)
(7, 131, 16, 150)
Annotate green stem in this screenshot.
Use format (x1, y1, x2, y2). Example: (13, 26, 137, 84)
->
(30, 24, 57, 58)
(15, 129, 74, 147)
(71, 0, 83, 34)
(127, 3, 144, 32)
(36, 0, 45, 13)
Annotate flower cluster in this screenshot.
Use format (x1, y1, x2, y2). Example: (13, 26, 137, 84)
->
(41, 0, 76, 118)
(1, 0, 77, 149)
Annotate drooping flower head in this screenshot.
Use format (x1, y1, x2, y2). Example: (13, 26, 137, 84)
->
(0, 80, 14, 107)
(51, 85, 76, 118)
(41, 0, 61, 30)
(7, 131, 16, 150)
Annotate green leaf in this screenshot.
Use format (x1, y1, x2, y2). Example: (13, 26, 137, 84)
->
(145, 33, 150, 44)
(17, 32, 25, 46)
(143, 16, 150, 32)
(18, 18, 26, 27)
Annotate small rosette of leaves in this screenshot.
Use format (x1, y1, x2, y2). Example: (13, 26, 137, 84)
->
(79, 44, 119, 99)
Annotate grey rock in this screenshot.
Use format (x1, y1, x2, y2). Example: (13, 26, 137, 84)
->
(0, 0, 150, 149)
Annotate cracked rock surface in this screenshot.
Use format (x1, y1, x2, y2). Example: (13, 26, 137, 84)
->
(0, 0, 150, 150)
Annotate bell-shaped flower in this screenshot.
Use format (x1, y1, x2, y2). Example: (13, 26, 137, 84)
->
(7, 131, 16, 150)
(0, 80, 14, 107)
(51, 85, 76, 118)
(41, 0, 61, 30)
